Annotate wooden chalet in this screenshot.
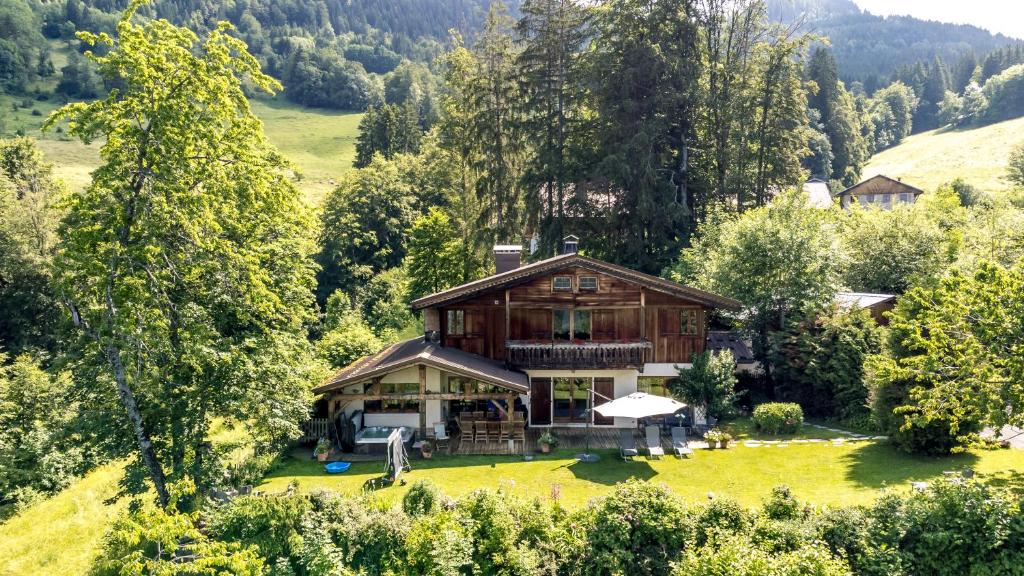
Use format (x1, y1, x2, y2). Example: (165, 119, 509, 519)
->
(314, 239, 740, 448)
(837, 175, 923, 210)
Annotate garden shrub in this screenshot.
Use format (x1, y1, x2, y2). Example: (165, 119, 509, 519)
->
(582, 479, 691, 576)
(762, 486, 802, 521)
(672, 538, 852, 576)
(405, 510, 473, 576)
(403, 479, 443, 517)
(689, 496, 752, 547)
(455, 489, 557, 576)
(206, 494, 310, 569)
(752, 402, 804, 434)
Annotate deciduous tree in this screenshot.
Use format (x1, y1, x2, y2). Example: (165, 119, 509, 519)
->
(48, 1, 319, 507)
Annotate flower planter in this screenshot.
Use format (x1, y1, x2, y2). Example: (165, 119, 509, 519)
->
(317, 452, 329, 462)
(421, 450, 433, 459)
(540, 443, 552, 454)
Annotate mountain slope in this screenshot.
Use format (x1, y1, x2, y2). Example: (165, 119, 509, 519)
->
(862, 116, 1024, 193)
(767, 0, 1019, 82)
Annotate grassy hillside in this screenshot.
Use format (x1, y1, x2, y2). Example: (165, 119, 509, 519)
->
(0, 462, 127, 576)
(863, 117, 1024, 194)
(0, 94, 360, 204)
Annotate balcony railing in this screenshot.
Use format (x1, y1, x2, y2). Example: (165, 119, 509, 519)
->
(505, 340, 652, 369)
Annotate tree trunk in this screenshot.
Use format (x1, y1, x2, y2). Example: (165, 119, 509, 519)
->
(105, 343, 170, 507)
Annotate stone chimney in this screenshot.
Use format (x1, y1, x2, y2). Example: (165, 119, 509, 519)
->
(563, 235, 579, 255)
(494, 244, 522, 274)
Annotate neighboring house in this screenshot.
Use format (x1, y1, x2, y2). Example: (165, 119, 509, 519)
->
(836, 291, 897, 325)
(313, 239, 741, 439)
(803, 178, 833, 209)
(706, 331, 761, 374)
(837, 175, 923, 210)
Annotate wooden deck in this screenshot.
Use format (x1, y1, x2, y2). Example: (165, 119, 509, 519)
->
(452, 427, 624, 455)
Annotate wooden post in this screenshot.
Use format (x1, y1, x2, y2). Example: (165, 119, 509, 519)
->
(507, 395, 515, 452)
(418, 365, 427, 438)
(504, 289, 511, 342)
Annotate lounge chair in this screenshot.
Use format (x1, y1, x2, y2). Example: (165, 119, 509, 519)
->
(671, 427, 694, 458)
(433, 423, 450, 452)
(618, 428, 639, 461)
(645, 426, 665, 459)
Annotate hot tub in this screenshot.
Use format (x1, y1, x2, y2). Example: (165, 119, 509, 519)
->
(354, 426, 414, 454)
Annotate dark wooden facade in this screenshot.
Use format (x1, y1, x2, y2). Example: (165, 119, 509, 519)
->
(435, 267, 708, 367)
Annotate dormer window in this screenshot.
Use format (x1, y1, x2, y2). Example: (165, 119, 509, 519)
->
(578, 276, 598, 291)
(552, 276, 573, 291)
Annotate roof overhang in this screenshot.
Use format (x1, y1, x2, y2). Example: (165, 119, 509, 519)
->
(409, 253, 742, 311)
(314, 338, 530, 395)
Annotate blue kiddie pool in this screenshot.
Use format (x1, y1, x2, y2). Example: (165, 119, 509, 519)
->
(324, 461, 351, 474)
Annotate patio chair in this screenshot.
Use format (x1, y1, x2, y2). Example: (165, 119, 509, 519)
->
(671, 427, 694, 458)
(499, 421, 511, 443)
(512, 422, 526, 449)
(472, 411, 485, 420)
(645, 426, 665, 459)
(433, 423, 450, 452)
(473, 420, 488, 444)
(487, 420, 501, 442)
(618, 428, 639, 461)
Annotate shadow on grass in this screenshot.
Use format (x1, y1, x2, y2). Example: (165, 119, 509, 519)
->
(563, 452, 657, 485)
(839, 442, 980, 488)
(977, 469, 1024, 498)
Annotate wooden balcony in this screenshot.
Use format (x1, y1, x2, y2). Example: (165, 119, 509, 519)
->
(505, 340, 652, 370)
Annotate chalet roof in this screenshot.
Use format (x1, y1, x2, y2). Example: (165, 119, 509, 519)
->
(706, 331, 756, 364)
(838, 175, 923, 198)
(313, 337, 529, 394)
(835, 292, 896, 309)
(409, 253, 743, 311)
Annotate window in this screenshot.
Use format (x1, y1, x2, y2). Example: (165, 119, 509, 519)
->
(573, 309, 592, 340)
(447, 377, 503, 395)
(637, 376, 673, 397)
(553, 309, 571, 340)
(363, 382, 420, 413)
(553, 377, 591, 423)
(881, 193, 892, 206)
(862, 194, 875, 204)
(578, 276, 598, 291)
(681, 309, 699, 335)
(446, 310, 464, 336)
(552, 276, 573, 291)
(899, 192, 912, 203)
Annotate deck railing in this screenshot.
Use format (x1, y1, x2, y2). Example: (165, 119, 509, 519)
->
(301, 418, 331, 441)
(505, 340, 652, 369)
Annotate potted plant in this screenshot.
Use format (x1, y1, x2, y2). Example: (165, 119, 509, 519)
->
(704, 426, 729, 448)
(421, 440, 434, 459)
(718, 431, 733, 449)
(314, 438, 332, 462)
(538, 432, 559, 453)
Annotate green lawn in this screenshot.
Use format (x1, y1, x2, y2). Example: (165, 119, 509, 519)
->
(259, 440, 1024, 510)
(0, 93, 361, 204)
(863, 116, 1024, 195)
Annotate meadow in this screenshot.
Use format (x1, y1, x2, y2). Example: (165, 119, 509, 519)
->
(863, 116, 1024, 194)
(1, 93, 361, 204)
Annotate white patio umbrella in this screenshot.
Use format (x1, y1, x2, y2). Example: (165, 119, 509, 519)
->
(594, 392, 687, 419)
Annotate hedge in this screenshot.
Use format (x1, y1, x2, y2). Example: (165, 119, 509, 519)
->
(752, 402, 804, 434)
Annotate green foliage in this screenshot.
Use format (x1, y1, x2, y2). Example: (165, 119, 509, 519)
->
(980, 64, 1024, 124)
(317, 294, 384, 370)
(455, 488, 558, 575)
(354, 102, 423, 168)
(402, 479, 444, 517)
(94, 481, 265, 576)
(357, 266, 416, 336)
(673, 537, 851, 576)
(762, 486, 802, 521)
(1009, 141, 1024, 188)
(772, 306, 882, 419)
(0, 354, 89, 506)
(671, 192, 844, 367)
(752, 403, 804, 435)
(0, 137, 62, 354)
(405, 510, 472, 576)
(582, 479, 689, 576)
(867, 81, 917, 151)
(405, 208, 484, 302)
(867, 262, 1023, 454)
(0, 0, 47, 91)
(316, 155, 418, 301)
(206, 494, 310, 569)
(672, 350, 740, 421)
(48, 1, 319, 506)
